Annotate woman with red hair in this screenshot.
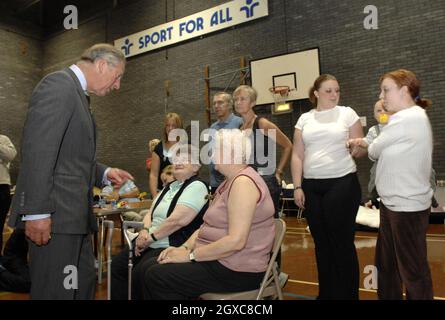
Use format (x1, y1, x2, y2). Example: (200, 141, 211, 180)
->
(349, 69, 434, 299)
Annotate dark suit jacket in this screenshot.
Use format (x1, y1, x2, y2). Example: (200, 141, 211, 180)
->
(10, 68, 106, 234)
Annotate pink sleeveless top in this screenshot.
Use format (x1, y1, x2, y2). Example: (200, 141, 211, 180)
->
(195, 166, 275, 272)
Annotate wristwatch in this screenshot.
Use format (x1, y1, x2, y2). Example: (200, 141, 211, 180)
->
(189, 250, 196, 262)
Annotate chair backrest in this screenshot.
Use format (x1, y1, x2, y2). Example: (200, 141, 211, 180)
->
(199, 218, 287, 300)
(255, 218, 286, 299)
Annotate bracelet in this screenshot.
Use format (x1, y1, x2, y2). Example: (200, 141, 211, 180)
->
(276, 168, 283, 174)
(294, 186, 302, 190)
(149, 232, 158, 242)
(181, 244, 189, 250)
(142, 227, 150, 234)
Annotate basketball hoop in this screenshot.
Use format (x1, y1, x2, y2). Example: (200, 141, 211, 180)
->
(270, 86, 290, 95)
(269, 86, 293, 114)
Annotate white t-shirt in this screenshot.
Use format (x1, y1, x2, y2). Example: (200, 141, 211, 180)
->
(368, 106, 433, 211)
(295, 106, 360, 179)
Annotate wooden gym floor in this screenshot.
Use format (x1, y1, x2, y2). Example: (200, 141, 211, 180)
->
(1, 215, 445, 300)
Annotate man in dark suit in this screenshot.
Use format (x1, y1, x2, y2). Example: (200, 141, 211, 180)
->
(9, 43, 133, 299)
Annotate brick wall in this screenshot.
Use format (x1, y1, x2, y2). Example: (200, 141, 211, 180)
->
(284, 0, 445, 198)
(0, 19, 43, 182)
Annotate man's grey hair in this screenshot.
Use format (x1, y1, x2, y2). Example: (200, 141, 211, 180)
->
(79, 43, 125, 67)
(214, 92, 233, 108)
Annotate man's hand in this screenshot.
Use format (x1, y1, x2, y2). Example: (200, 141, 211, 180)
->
(25, 217, 52, 246)
(107, 168, 134, 188)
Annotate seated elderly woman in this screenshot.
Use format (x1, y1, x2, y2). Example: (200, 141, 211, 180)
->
(135, 129, 275, 300)
(110, 145, 209, 300)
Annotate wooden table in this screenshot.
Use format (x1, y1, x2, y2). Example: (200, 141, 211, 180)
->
(94, 199, 153, 284)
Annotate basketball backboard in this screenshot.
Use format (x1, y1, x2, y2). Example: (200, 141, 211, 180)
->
(250, 48, 320, 105)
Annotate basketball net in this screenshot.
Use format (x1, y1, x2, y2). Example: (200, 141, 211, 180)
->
(269, 86, 292, 114)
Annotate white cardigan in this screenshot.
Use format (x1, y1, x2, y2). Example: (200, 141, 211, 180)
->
(0, 135, 17, 185)
(368, 106, 433, 211)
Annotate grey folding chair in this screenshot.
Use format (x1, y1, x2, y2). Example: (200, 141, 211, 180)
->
(200, 218, 288, 300)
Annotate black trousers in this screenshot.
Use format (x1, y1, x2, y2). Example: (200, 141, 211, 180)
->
(28, 233, 95, 300)
(0, 229, 30, 293)
(138, 257, 264, 300)
(0, 265, 30, 293)
(110, 245, 164, 300)
(376, 203, 433, 300)
(302, 172, 361, 300)
(0, 184, 11, 256)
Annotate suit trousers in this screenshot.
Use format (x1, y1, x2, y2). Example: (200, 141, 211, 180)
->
(302, 172, 361, 300)
(28, 233, 95, 299)
(0, 184, 11, 256)
(376, 203, 433, 300)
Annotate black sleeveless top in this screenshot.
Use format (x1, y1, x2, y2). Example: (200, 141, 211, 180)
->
(249, 117, 275, 174)
(153, 141, 172, 190)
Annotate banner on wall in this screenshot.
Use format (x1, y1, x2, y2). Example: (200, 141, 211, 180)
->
(114, 0, 269, 58)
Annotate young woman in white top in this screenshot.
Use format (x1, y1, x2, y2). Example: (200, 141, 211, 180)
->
(291, 74, 365, 300)
(348, 69, 433, 300)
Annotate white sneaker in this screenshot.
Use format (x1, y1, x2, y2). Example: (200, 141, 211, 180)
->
(306, 226, 310, 233)
(127, 231, 139, 242)
(279, 272, 289, 288)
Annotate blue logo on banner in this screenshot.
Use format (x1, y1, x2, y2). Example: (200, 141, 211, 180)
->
(240, 0, 259, 18)
(121, 39, 133, 56)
